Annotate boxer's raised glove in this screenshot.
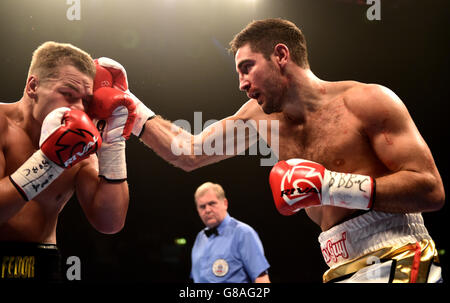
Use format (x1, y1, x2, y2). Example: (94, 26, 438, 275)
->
(269, 159, 375, 216)
(93, 57, 155, 137)
(90, 87, 136, 141)
(10, 108, 101, 201)
(89, 87, 137, 181)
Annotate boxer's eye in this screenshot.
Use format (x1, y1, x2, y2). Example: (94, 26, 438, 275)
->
(60, 89, 78, 100)
(238, 60, 254, 75)
(242, 64, 250, 74)
(82, 96, 92, 109)
(83, 95, 93, 104)
(242, 62, 254, 74)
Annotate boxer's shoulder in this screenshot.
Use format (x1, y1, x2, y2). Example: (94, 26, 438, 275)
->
(0, 102, 11, 121)
(340, 83, 406, 129)
(343, 83, 401, 110)
(0, 104, 12, 145)
(0, 102, 22, 129)
(339, 82, 376, 106)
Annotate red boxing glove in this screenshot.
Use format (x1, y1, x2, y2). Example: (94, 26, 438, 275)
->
(88, 87, 137, 181)
(10, 108, 101, 201)
(93, 58, 128, 91)
(40, 108, 102, 168)
(269, 159, 375, 216)
(89, 87, 136, 141)
(93, 57, 155, 137)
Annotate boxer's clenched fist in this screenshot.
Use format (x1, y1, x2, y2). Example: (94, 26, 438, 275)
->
(89, 60, 144, 181)
(93, 57, 155, 137)
(10, 107, 101, 201)
(90, 87, 136, 141)
(269, 159, 375, 215)
(93, 57, 128, 91)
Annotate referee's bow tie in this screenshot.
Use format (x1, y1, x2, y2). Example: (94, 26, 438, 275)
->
(205, 227, 218, 237)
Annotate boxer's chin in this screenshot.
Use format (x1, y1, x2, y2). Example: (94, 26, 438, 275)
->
(261, 99, 281, 115)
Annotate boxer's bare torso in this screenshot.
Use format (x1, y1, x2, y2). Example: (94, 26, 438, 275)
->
(141, 80, 396, 230)
(0, 102, 93, 244)
(129, 37, 443, 232)
(237, 81, 390, 230)
(141, 73, 442, 232)
(1, 51, 130, 248)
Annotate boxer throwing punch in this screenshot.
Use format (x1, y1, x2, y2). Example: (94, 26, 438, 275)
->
(93, 18, 445, 283)
(0, 42, 133, 282)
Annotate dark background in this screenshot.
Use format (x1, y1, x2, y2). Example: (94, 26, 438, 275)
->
(0, 0, 448, 283)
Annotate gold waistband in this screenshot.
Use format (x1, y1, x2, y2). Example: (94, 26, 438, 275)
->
(323, 239, 439, 283)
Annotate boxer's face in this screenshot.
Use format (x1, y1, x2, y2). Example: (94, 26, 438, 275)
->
(196, 190, 228, 228)
(235, 43, 286, 114)
(27, 64, 93, 123)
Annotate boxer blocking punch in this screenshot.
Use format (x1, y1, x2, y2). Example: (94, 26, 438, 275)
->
(89, 87, 136, 181)
(87, 58, 141, 182)
(10, 107, 101, 201)
(0, 42, 130, 282)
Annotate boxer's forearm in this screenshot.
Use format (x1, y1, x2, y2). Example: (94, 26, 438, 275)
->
(139, 116, 198, 170)
(80, 180, 129, 234)
(140, 116, 232, 171)
(373, 170, 444, 213)
(75, 159, 129, 234)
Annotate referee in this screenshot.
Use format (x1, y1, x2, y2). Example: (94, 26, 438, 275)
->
(190, 182, 270, 283)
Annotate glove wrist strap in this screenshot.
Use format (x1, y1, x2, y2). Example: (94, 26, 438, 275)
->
(128, 91, 155, 137)
(10, 150, 64, 201)
(97, 141, 127, 181)
(321, 169, 375, 210)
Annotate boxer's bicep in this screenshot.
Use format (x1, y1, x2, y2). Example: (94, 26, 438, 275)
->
(360, 85, 433, 174)
(354, 85, 444, 211)
(369, 104, 443, 207)
(371, 120, 434, 174)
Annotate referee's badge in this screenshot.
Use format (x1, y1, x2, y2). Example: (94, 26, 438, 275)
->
(212, 259, 229, 277)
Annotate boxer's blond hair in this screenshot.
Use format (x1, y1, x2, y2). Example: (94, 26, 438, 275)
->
(194, 182, 226, 202)
(28, 41, 96, 82)
(229, 18, 309, 68)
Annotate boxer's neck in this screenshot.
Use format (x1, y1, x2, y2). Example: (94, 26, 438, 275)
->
(282, 68, 327, 123)
(17, 97, 41, 148)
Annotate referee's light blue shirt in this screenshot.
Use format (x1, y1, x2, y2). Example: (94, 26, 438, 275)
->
(190, 214, 270, 283)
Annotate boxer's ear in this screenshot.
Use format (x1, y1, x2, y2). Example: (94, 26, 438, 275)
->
(272, 43, 290, 69)
(26, 75, 39, 99)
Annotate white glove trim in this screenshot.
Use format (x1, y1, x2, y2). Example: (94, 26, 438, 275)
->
(322, 169, 374, 210)
(10, 150, 64, 201)
(97, 141, 127, 181)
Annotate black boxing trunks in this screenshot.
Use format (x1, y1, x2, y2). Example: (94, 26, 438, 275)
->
(0, 242, 62, 283)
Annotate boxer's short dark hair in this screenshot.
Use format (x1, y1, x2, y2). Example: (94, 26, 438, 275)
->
(229, 18, 309, 68)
